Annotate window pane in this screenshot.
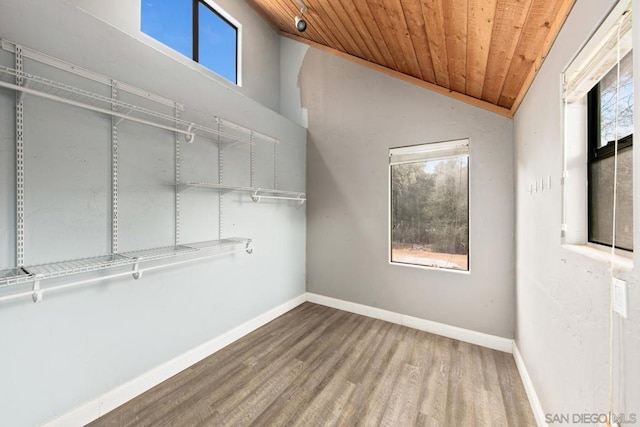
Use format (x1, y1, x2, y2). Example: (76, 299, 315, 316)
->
(141, 0, 192, 58)
(198, 2, 237, 83)
(391, 156, 469, 271)
(589, 145, 633, 250)
(599, 51, 633, 147)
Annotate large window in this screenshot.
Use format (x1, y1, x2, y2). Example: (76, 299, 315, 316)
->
(587, 51, 634, 251)
(141, 0, 239, 84)
(389, 140, 469, 271)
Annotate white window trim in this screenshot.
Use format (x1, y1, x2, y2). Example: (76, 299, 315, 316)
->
(201, 0, 243, 87)
(388, 139, 471, 274)
(563, 0, 632, 102)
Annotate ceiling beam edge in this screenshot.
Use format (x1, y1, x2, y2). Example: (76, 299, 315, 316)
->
(509, 0, 577, 116)
(280, 31, 513, 118)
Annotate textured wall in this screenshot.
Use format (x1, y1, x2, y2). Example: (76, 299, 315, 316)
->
(301, 46, 516, 338)
(279, 36, 309, 128)
(514, 0, 640, 417)
(0, 1, 305, 425)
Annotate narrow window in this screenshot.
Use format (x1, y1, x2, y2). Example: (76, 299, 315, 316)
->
(587, 50, 634, 251)
(389, 140, 469, 271)
(141, 0, 238, 84)
(561, 0, 633, 253)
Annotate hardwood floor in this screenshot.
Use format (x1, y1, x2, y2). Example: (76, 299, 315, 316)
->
(89, 303, 535, 426)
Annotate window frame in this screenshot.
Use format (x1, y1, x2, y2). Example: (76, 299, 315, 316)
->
(388, 139, 471, 274)
(192, 0, 239, 84)
(560, 0, 633, 260)
(586, 80, 634, 251)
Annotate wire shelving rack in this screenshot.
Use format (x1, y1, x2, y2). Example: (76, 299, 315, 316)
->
(0, 238, 252, 303)
(177, 182, 306, 203)
(0, 38, 308, 304)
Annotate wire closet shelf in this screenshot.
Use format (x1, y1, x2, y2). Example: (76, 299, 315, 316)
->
(0, 38, 304, 303)
(177, 182, 306, 204)
(0, 64, 275, 146)
(0, 39, 304, 204)
(0, 38, 280, 146)
(0, 238, 251, 288)
(0, 64, 304, 204)
(0, 238, 252, 301)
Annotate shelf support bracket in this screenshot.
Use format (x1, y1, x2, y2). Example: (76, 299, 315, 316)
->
(114, 108, 134, 126)
(132, 262, 142, 280)
(185, 123, 195, 143)
(175, 105, 181, 245)
(218, 118, 224, 240)
(15, 44, 25, 267)
(176, 183, 190, 194)
(250, 132, 255, 188)
(17, 79, 28, 103)
(32, 278, 42, 303)
(111, 80, 119, 254)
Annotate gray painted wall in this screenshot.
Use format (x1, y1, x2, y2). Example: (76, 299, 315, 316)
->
(0, 1, 305, 426)
(68, 0, 281, 111)
(301, 47, 516, 338)
(514, 0, 640, 417)
(279, 36, 308, 128)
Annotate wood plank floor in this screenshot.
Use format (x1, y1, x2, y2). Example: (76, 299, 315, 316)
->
(89, 302, 535, 426)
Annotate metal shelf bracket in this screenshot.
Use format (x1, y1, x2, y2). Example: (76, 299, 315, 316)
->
(132, 262, 142, 280)
(17, 79, 28, 103)
(185, 123, 195, 143)
(32, 278, 42, 303)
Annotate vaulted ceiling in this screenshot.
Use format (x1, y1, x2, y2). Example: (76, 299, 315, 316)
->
(247, 0, 575, 117)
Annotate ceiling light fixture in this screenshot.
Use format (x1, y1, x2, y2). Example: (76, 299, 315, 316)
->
(295, 0, 308, 32)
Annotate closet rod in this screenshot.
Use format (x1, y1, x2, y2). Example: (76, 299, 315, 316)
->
(251, 194, 306, 203)
(0, 247, 247, 304)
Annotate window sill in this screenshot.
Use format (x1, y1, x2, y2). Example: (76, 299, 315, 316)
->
(388, 261, 471, 275)
(562, 243, 633, 271)
(137, 32, 242, 88)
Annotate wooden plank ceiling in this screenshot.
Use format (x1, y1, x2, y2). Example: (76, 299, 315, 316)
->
(247, 0, 575, 117)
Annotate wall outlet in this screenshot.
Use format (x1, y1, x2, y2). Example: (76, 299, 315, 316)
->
(613, 278, 627, 318)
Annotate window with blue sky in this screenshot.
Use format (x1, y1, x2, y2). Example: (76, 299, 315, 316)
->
(141, 0, 238, 84)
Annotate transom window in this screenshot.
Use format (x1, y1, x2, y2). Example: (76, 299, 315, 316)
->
(141, 0, 239, 84)
(389, 140, 469, 272)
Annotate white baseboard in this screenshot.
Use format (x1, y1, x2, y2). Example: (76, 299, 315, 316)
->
(513, 343, 547, 427)
(42, 293, 307, 427)
(44, 292, 536, 427)
(306, 292, 513, 353)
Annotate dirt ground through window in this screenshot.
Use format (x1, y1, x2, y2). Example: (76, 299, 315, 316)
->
(391, 247, 468, 271)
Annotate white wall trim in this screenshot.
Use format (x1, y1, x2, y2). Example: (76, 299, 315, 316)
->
(513, 343, 547, 427)
(42, 293, 307, 427)
(306, 292, 514, 353)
